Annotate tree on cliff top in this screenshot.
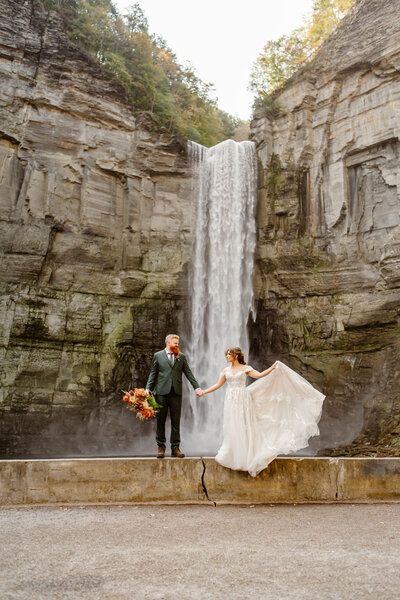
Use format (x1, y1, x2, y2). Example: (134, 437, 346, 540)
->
(44, 0, 241, 146)
(249, 0, 357, 102)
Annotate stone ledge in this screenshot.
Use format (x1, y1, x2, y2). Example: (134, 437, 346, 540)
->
(1, 457, 399, 505)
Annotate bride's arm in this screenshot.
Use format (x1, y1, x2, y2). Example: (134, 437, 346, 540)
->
(198, 374, 226, 396)
(246, 362, 277, 379)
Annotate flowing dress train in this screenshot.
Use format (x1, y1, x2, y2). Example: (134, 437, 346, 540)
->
(214, 361, 325, 477)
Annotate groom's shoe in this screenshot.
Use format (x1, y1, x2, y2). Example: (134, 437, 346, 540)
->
(171, 447, 185, 458)
(157, 445, 166, 459)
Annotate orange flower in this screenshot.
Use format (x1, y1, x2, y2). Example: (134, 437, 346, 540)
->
(122, 387, 159, 421)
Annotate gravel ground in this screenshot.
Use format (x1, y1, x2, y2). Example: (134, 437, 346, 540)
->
(1, 503, 399, 600)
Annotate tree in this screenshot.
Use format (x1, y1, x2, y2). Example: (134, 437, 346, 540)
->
(249, 0, 357, 99)
(44, 0, 240, 146)
(124, 3, 148, 34)
(249, 30, 308, 99)
(305, 0, 356, 52)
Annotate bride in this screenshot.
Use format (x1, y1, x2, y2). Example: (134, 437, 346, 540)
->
(197, 347, 325, 477)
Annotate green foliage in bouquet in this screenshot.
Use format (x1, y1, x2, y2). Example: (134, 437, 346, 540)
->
(147, 392, 161, 410)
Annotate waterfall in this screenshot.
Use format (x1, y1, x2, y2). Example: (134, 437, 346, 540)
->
(185, 139, 258, 455)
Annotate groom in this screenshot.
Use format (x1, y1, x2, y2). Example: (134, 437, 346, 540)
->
(146, 334, 201, 458)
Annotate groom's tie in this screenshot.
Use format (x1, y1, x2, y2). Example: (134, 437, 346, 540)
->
(168, 352, 174, 365)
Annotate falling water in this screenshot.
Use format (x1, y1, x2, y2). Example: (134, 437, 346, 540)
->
(185, 139, 257, 454)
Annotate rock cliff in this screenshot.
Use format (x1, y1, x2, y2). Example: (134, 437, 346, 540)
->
(250, 0, 400, 454)
(0, 0, 194, 455)
(2, 0, 400, 458)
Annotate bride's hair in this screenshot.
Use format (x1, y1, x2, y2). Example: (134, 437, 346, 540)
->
(225, 347, 246, 364)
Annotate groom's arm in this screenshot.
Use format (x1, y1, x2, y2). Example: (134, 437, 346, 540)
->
(146, 354, 159, 392)
(182, 355, 200, 390)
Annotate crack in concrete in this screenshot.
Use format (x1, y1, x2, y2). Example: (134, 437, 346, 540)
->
(200, 458, 216, 506)
(332, 457, 341, 502)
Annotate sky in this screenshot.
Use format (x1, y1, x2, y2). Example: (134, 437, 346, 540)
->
(115, 0, 314, 120)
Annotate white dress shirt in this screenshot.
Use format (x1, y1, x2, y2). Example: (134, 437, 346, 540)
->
(165, 348, 174, 365)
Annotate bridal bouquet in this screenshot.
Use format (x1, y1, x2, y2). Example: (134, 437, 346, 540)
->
(122, 388, 161, 420)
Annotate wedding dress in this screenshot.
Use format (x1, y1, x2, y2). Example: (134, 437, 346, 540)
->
(214, 361, 325, 477)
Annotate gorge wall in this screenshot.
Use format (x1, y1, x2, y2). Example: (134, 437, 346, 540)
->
(0, 0, 194, 455)
(250, 0, 400, 455)
(1, 0, 400, 458)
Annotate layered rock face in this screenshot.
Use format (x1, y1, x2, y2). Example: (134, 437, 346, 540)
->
(250, 0, 400, 454)
(0, 0, 194, 455)
(2, 0, 399, 458)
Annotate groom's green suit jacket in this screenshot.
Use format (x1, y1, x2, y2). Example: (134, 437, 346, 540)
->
(146, 350, 199, 396)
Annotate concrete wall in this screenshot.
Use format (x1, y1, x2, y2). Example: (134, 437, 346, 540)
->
(1, 457, 399, 505)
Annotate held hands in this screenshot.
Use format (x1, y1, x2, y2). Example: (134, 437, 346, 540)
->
(195, 388, 204, 397)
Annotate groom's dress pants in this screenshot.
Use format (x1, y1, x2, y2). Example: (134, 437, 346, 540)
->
(156, 388, 182, 448)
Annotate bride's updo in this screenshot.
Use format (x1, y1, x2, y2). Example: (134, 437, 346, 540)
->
(225, 347, 246, 364)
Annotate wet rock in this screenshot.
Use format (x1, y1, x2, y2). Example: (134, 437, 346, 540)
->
(250, 0, 400, 454)
(0, 0, 192, 456)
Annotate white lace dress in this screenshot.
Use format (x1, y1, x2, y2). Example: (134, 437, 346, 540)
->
(215, 361, 325, 477)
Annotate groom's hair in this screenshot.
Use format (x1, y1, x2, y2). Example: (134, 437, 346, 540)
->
(165, 334, 179, 344)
